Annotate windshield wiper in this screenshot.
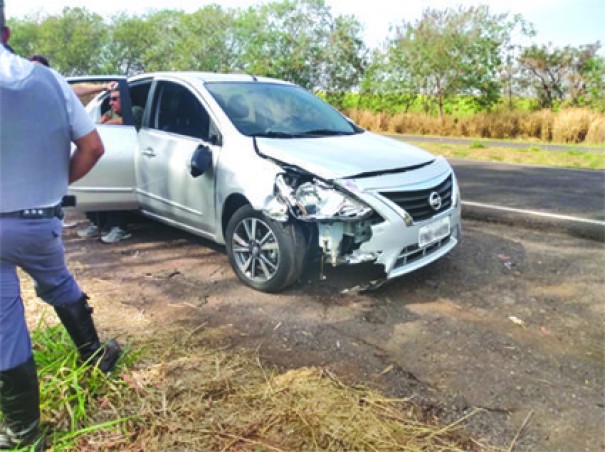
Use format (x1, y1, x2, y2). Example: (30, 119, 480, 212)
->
(254, 129, 356, 139)
(298, 129, 355, 137)
(254, 131, 299, 138)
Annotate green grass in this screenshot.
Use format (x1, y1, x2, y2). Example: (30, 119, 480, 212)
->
(469, 140, 486, 149)
(411, 141, 605, 170)
(2, 318, 137, 451)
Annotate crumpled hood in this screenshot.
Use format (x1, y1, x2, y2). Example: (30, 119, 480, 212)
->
(256, 131, 435, 180)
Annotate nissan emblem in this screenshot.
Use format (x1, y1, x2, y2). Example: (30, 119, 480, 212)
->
(429, 192, 442, 210)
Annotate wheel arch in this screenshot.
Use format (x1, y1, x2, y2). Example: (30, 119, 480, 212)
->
(220, 193, 250, 242)
(225, 203, 307, 292)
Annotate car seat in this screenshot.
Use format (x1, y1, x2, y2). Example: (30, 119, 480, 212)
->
(225, 94, 249, 120)
(132, 105, 144, 130)
(225, 94, 259, 134)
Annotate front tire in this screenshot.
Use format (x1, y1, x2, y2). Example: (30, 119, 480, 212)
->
(225, 205, 306, 292)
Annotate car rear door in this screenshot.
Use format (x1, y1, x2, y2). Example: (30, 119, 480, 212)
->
(67, 76, 139, 211)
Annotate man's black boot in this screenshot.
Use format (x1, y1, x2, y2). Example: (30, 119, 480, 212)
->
(54, 295, 121, 373)
(0, 357, 45, 450)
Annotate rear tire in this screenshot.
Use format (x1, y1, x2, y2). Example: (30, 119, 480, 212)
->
(225, 205, 306, 292)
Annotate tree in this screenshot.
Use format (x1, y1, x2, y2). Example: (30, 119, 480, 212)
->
(360, 43, 423, 114)
(519, 42, 604, 110)
(36, 8, 108, 75)
(319, 14, 367, 107)
(234, 0, 365, 94)
(137, 10, 187, 72)
(373, 6, 527, 118)
(577, 45, 605, 112)
(105, 13, 156, 75)
(171, 6, 238, 72)
(235, 0, 331, 88)
(498, 17, 535, 110)
(520, 44, 572, 108)
(6, 15, 43, 59)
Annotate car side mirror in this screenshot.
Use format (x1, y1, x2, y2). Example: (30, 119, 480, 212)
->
(209, 132, 222, 146)
(189, 145, 212, 178)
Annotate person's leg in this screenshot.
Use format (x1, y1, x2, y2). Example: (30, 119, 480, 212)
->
(0, 223, 41, 449)
(52, 294, 121, 372)
(95, 211, 110, 234)
(110, 211, 128, 228)
(77, 211, 100, 237)
(0, 357, 42, 449)
(0, 260, 33, 372)
(15, 218, 120, 372)
(100, 211, 132, 244)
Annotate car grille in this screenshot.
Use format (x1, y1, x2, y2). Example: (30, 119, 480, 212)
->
(379, 175, 452, 222)
(393, 234, 452, 269)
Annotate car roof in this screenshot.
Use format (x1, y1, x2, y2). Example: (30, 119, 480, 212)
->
(129, 71, 293, 86)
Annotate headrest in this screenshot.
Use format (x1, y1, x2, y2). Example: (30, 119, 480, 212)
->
(226, 94, 249, 120)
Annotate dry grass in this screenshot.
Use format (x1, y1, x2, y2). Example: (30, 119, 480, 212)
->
(552, 108, 603, 143)
(583, 114, 605, 145)
(89, 337, 483, 451)
(519, 110, 555, 142)
(18, 273, 486, 451)
(344, 108, 605, 145)
(455, 111, 522, 139)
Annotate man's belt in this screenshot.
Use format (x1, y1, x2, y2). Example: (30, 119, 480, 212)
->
(0, 204, 64, 219)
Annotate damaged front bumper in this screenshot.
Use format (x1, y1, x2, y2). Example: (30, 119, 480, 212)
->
(263, 166, 462, 284)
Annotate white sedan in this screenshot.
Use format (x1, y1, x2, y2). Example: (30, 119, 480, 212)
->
(68, 72, 462, 292)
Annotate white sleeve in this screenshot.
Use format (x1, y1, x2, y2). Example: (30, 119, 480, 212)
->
(49, 69, 96, 140)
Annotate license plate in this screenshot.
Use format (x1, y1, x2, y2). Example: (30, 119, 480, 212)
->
(418, 216, 450, 248)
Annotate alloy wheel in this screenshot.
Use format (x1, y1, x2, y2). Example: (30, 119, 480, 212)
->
(231, 217, 280, 282)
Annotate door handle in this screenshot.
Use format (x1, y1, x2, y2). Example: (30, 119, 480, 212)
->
(142, 147, 156, 157)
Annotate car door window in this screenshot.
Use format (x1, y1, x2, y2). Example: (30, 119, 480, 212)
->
(129, 80, 152, 130)
(150, 81, 211, 140)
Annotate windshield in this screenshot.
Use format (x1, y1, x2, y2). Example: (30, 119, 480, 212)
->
(205, 82, 360, 138)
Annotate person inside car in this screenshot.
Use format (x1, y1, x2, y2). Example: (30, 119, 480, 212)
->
(98, 86, 123, 125)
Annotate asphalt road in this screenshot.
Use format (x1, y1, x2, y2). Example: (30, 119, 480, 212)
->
(450, 159, 605, 221)
(388, 135, 605, 241)
(452, 159, 605, 241)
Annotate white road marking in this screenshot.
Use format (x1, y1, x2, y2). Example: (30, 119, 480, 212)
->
(462, 201, 605, 226)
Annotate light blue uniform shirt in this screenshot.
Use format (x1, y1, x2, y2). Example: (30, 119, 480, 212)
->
(0, 45, 95, 212)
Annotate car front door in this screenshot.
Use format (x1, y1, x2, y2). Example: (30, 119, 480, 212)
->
(67, 77, 139, 211)
(136, 79, 219, 238)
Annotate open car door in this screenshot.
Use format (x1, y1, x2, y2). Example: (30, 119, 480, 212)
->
(67, 76, 139, 211)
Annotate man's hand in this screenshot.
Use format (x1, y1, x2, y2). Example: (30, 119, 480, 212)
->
(98, 112, 123, 125)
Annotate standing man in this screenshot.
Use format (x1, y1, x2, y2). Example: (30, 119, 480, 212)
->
(79, 85, 134, 244)
(0, 1, 121, 449)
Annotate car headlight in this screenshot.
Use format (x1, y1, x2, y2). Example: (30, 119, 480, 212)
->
(275, 174, 373, 221)
(452, 175, 460, 208)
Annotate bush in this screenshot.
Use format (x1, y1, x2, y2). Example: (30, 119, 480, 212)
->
(343, 108, 605, 144)
(519, 110, 554, 141)
(552, 108, 602, 143)
(585, 116, 605, 144)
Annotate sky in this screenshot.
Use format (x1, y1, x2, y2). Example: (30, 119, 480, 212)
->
(5, 0, 604, 50)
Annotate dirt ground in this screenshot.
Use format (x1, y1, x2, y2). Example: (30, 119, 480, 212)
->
(60, 210, 605, 451)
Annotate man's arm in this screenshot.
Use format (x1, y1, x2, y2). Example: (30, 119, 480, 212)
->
(72, 82, 116, 97)
(69, 129, 104, 184)
(98, 112, 123, 125)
